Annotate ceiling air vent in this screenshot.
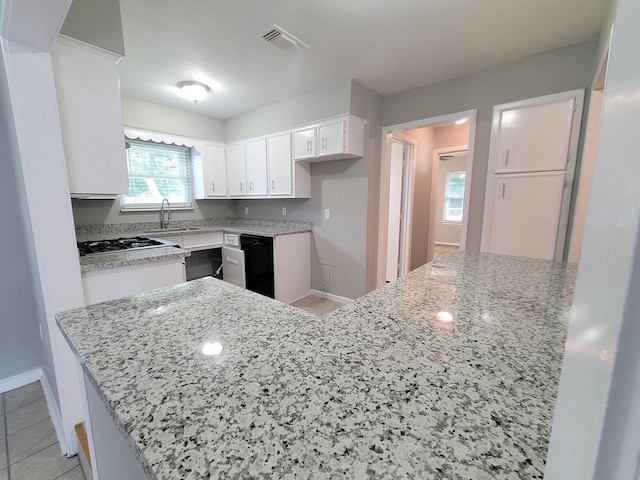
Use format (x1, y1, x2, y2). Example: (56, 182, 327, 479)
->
(261, 25, 309, 53)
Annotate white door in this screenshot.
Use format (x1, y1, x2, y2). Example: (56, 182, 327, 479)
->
(202, 144, 227, 197)
(267, 133, 292, 195)
(386, 141, 404, 281)
(486, 172, 566, 260)
(227, 144, 247, 196)
(482, 89, 584, 261)
(246, 138, 268, 196)
(494, 98, 576, 174)
(221, 247, 246, 288)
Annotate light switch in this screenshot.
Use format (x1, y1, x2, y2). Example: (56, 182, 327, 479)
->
(282, 207, 287, 216)
(324, 208, 331, 219)
(244, 206, 249, 215)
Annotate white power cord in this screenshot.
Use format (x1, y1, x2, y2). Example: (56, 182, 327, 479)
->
(311, 231, 335, 297)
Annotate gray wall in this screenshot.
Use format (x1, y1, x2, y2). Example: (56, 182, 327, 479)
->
(0, 46, 50, 383)
(234, 157, 368, 300)
(122, 96, 225, 141)
(382, 40, 599, 252)
(60, 0, 124, 55)
(226, 80, 376, 299)
(225, 80, 352, 142)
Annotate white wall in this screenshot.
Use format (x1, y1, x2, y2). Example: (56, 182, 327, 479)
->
(60, 0, 124, 56)
(545, 0, 640, 476)
(382, 41, 598, 253)
(121, 96, 225, 141)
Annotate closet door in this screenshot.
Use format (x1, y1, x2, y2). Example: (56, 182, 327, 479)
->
(494, 97, 576, 174)
(485, 172, 566, 260)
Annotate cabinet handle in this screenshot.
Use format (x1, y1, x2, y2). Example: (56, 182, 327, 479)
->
(272, 180, 276, 191)
(211, 181, 215, 192)
(249, 180, 254, 191)
(322, 137, 327, 151)
(307, 139, 312, 153)
(226, 256, 239, 265)
(240, 181, 244, 192)
(504, 149, 510, 167)
(501, 182, 506, 199)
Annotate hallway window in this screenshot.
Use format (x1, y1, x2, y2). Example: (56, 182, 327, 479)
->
(444, 171, 465, 222)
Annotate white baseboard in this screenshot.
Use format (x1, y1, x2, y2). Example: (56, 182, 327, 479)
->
(0, 367, 71, 455)
(0, 367, 42, 393)
(41, 372, 74, 455)
(434, 242, 460, 246)
(310, 289, 353, 304)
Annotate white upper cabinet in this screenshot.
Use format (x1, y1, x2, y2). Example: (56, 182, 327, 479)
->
(494, 98, 576, 174)
(293, 127, 316, 160)
(293, 115, 366, 162)
(52, 36, 128, 198)
(267, 133, 292, 196)
(245, 138, 268, 196)
(227, 143, 247, 196)
(202, 144, 227, 197)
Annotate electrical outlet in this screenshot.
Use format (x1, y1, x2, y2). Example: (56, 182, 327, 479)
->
(282, 207, 287, 216)
(244, 206, 249, 215)
(324, 208, 331, 219)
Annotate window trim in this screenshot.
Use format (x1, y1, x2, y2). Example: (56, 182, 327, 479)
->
(443, 170, 466, 224)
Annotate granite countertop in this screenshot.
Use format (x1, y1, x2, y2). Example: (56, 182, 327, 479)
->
(75, 218, 313, 243)
(57, 251, 577, 479)
(76, 219, 312, 273)
(79, 246, 191, 274)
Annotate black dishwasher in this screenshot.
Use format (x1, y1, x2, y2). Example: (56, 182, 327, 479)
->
(240, 234, 274, 298)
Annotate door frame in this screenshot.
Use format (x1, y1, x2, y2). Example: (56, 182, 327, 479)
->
(480, 89, 585, 260)
(377, 109, 477, 288)
(387, 132, 416, 281)
(430, 145, 470, 261)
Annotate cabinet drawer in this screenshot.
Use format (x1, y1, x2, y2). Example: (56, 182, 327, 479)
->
(181, 232, 223, 251)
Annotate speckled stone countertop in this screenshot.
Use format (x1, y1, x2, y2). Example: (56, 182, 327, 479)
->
(79, 246, 191, 274)
(75, 218, 312, 243)
(57, 252, 577, 479)
(76, 219, 311, 273)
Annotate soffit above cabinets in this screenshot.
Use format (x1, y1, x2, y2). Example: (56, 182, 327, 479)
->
(117, 0, 612, 120)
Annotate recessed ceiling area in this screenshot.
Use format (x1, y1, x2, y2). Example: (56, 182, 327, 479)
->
(118, 0, 611, 120)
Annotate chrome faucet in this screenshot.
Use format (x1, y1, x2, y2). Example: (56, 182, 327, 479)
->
(160, 198, 171, 229)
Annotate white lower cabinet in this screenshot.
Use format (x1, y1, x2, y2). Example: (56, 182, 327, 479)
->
(274, 232, 310, 304)
(81, 259, 186, 305)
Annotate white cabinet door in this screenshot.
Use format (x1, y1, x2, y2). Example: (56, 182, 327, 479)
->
(485, 172, 566, 260)
(246, 138, 268, 196)
(52, 37, 128, 197)
(494, 98, 576, 173)
(318, 120, 345, 157)
(268, 133, 292, 195)
(293, 127, 316, 160)
(227, 143, 247, 196)
(202, 144, 227, 197)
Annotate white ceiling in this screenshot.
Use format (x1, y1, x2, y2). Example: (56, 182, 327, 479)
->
(118, 0, 611, 120)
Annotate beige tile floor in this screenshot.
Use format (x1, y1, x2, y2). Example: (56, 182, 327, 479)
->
(290, 295, 344, 316)
(433, 244, 459, 260)
(1, 382, 86, 480)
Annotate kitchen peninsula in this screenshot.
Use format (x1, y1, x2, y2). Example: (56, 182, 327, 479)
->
(57, 251, 576, 479)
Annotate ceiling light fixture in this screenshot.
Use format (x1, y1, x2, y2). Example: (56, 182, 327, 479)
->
(455, 118, 468, 125)
(178, 81, 210, 103)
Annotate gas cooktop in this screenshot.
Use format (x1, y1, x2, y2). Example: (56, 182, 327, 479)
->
(77, 236, 173, 256)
